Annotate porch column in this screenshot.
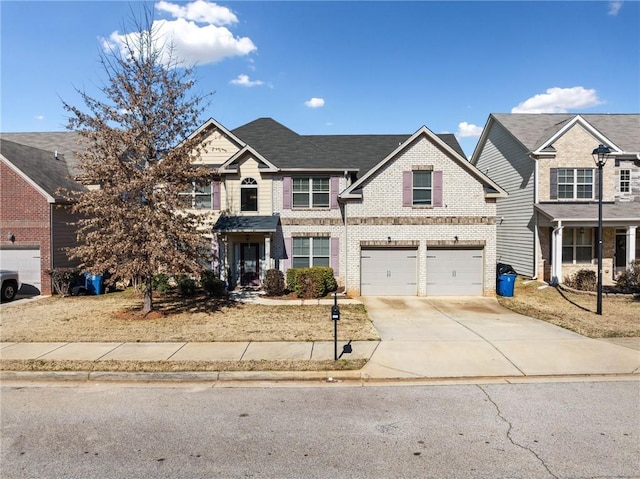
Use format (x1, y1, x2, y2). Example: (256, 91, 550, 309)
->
(627, 226, 637, 266)
(551, 224, 563, 284)
(218, 235, 229, 284)
(264, 235, 272, 274)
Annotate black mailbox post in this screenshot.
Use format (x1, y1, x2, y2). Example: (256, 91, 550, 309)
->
(332, 294, 340, 360)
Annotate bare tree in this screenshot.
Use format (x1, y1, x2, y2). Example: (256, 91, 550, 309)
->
(63, 12, 214, 314)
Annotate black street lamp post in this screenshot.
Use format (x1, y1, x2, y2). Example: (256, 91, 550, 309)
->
(591, 144, 611, 315)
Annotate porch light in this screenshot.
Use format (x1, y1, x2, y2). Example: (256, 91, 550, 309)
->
(591, 144, 611, 315)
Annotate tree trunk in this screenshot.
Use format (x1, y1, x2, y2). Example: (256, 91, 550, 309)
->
(143, 277, 153, 314)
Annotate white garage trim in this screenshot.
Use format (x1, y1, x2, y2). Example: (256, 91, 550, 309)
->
(0, 247, 42, 294)
(360, 247, 417, 296)
(426, 248, 484, 296)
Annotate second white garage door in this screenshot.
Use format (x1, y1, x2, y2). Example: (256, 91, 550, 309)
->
(360, 248, 417, 296)
(426, 248, 484, 296)
(0, 248, 42, 293)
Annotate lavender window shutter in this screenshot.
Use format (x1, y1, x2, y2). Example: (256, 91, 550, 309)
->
(433, 171, 443, 207)
(550, 168, 558, 200)
(283, 237, 292, 271)
(330, 177, 339, 209)
(212, 181, 221, 210)
(402, 171, 412, 207)
(330, 237, 339, 275)
(283, 176, 292, 209)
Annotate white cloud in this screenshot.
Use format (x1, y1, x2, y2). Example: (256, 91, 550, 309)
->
(457, 122, 483, 138)
(304, 97, 325, 108)
(511, 87, 602, 114)
(35, 115, 45, 121)
(155, 0, 237, 25)
(608, 1, 623, 16)
(230, 74, 264, 87)
(102, 1, 256, 67)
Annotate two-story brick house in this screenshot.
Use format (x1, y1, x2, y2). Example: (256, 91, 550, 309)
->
(471, 113, 640, 285)
(2, 117, 507, 297)
(192, 118, 506, 296)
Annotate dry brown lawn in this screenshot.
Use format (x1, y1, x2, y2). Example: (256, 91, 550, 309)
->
(0, 290, 379, 343)
(497, 278, 639, 338)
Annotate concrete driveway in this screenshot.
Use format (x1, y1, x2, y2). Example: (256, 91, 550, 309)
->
(361, 296, 640, 380)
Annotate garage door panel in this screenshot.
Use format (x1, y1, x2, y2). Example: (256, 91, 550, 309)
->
(427, 249, 483, 296)
(361, 249, 417, 296)
(0, 248, 41, 293)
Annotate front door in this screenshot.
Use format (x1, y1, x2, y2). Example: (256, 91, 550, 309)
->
(615, 232, 627, 274)
(240, 243, 260, 286)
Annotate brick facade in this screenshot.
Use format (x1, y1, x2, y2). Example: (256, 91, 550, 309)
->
(0, 161, 52, 295)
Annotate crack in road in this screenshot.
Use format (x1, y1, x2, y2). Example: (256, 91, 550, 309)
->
(477, 385, 559, 479)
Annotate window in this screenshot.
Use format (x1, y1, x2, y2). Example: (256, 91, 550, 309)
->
(412, 171, 432, 206)
(292, 237, 330, 268)
(241, 178, 258, 212)
(179, 181, 211, 209)
(562, 228, 593, 264)
(620, 169, 631, 193)
(557, 168, 593, 199)
(292, 177, 329, 208)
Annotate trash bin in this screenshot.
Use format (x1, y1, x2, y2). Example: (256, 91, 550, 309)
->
(85, 274, 103, 295)
(497, 273, 516, 297)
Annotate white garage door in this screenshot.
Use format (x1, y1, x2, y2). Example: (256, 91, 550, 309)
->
(0, 248, 41, 293)
(426, 248, 483, 296)
(361, 248, 417, 296)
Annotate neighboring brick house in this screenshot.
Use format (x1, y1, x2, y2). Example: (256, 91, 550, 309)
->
(195, 118, 506, 296)
(471, 113, 640, 285)
(0, 134, 85, 295)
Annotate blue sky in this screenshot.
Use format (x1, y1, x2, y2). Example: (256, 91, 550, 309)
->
(1, 1, 639, 156)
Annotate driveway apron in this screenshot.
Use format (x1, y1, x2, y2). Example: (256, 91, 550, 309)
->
(361, 296, 640, 379)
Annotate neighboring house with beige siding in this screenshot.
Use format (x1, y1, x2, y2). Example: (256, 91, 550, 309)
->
(471, 113, 640, 285)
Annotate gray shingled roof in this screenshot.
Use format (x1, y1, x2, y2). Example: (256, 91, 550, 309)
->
(231, 118, 466, 173)
(536, 202, 640, 222)
(492, 114, 640, 152)
(213, 215, 280, 233)
(0, 131, 85, 177)
(0, 139, 85, 200)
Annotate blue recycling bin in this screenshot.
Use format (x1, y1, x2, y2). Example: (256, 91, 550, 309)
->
(85, 274, 103, 295)
(497, 273, 516, 297)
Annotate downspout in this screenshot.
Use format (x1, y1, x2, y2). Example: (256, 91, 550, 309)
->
(551, 220, 563, 285)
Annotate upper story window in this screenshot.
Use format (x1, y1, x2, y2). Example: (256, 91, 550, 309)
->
(412, 171, 432, 206)
(179, 181, 211, 209)
(241, 177, 258, 212)
(292, 177, 329, 208)
(619, 169, 631, 193)
(557, 168, 593, 200)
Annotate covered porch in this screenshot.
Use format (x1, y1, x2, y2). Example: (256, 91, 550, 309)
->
(213, 215, 282, 290)
(536, 203, 639, 285)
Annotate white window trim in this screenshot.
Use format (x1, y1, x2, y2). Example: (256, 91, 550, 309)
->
(292, 237, 330, 268)
(179, 181, 212, 209)
(619, 169, 631, 194)
(241, 177, 258, 212)
(412, 170, 433, 206)
(292, 177, 330, 209)
(562, 228, 593, 264)
(558, 168, 594, 200)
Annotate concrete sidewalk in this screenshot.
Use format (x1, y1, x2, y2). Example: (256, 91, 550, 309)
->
(1, 295, 638, 382)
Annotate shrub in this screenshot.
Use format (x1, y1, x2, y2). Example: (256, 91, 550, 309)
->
(151, 273, 171, 295)
(315, 266, 337, 293)
(564, 269, 597, 292)
(47, 268, 82, 296)
(294, 268, 326, 298)
(201, 270, 226, 297)
(176, 275, 197, 296)
(616, 259, 640, 293)
(286, 268, 300, 293)
(263, 269, 285, 296)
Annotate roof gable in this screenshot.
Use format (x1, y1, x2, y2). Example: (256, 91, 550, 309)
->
(343, 125, 506, 199)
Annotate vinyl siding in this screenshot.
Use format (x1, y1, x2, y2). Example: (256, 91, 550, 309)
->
(224, 156, 272, 215)
(475, 121, 535, 277)
(51, 205, 81, 269)
(193, 129, 240, 166)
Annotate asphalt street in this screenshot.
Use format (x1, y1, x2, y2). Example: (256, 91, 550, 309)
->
(1, 379, 638, 478)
